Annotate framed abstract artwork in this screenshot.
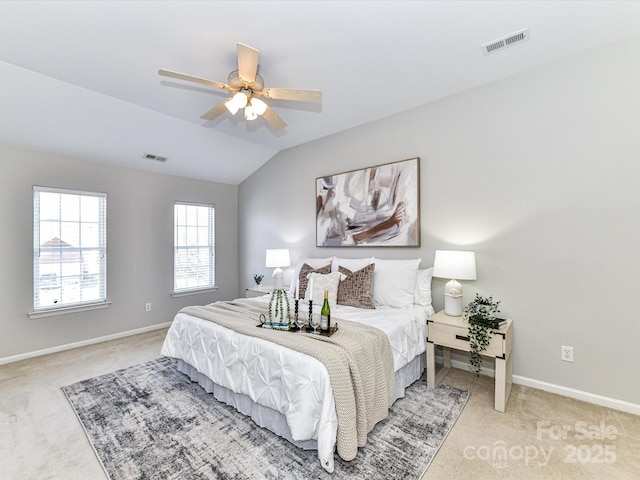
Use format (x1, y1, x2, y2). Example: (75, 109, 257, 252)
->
(316, 157, 420, 247)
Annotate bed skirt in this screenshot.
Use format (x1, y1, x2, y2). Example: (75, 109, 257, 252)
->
(175, 352, 426, 452)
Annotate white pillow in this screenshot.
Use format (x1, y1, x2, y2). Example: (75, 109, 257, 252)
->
(331, 256, 374, 273)
(413, 267, 433, 307)
(372, 258, 421, 308)
(305, 271, 345, 306)
(288, 256, 334, 295)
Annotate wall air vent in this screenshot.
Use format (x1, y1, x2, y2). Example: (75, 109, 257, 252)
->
(143, 153, 167, 162)
(481, 28, 529, 56)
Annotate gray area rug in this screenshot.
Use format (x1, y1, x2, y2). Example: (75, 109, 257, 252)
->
(63, 357, 468, 480)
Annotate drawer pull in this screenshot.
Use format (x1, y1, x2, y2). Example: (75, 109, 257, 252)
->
(455, 334, 470, 342)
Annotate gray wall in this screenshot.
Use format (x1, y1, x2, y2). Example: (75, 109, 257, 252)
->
(239, 37, 640, 406)
(0, 144, 238, 359)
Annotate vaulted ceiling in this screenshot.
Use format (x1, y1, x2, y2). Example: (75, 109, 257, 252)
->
(1, 1, 640, 184)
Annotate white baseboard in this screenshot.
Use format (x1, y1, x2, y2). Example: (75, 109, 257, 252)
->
(512, 375, 640, 416)
(442, 356, 640, 416)
(0, 322, 172, 366)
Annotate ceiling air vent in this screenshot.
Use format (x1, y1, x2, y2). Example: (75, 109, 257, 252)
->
(143, 153, 167, 162)
(481, 28, 529, 56)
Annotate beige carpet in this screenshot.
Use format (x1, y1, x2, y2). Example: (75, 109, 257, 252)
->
(1, 328, 639, 479)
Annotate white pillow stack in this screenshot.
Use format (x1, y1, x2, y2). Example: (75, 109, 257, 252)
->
(330, 256, 374, 273)
(305, 271, 346, 306)
(288, 256, 333, 296)
(372, 258, 421, 308)
(413, 267, 434, 307)
(287, 255, 432, 309)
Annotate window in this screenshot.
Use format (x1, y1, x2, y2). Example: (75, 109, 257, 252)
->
(33, 187, 107, 311)
(174, 202, 215, 293)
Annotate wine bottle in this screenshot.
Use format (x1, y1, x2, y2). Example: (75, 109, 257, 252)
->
(320, 290, 331, 331)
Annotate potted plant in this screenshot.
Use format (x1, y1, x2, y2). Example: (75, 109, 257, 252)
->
(464, 294, 501, 375)
(268, 289, 291, 328)
(253, 274, 264, 286)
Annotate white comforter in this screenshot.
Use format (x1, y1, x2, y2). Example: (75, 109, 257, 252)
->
(161, 295, 432, 472)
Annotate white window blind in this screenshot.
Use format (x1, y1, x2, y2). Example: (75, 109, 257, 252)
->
(33, 186, 107, 310)
(174, 202, 215, 293)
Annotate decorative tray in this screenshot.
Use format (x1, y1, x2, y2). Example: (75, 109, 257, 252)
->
(257, 322, 339, 337)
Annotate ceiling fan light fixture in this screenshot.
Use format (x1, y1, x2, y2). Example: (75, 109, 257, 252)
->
(159, 42, 320, 130)
(225, 91, 248, 115)
(224, 98, 240, 115)
(244, 104, 258, 120)
(251, 98, 267, 116)
(234, 91, 249, 108)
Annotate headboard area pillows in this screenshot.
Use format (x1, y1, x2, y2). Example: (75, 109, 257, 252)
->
(288, 256, 333, 296)
(413, 267, 434, 307)
(331, 256, 374, 273)
(289, 256, 430, 309)
(337, 263, 375, 309)
(372, 258, 421, 308)
(305, 271, 346, 306)
(297, 262, 331, 299)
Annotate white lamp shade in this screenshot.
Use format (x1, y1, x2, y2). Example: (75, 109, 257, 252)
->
(225, 91, 248, 115)
(244, 104, 257, 120)
(265, 249, 291, 268)
(224, 98, 240, 115)
(233, 91, 248, 108)
(252, 98, 268, 115)
(432, 250, 477, 280)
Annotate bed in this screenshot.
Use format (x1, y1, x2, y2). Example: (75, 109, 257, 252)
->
(161, 257, 434, 473)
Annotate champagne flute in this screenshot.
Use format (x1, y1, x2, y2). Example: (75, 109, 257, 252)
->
(309, 312, 320, 334)
(295, 309, 305, 332)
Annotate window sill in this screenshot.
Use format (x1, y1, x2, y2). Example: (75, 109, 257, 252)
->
(28, 301, 112, 319)
(172, 287, 218, 298)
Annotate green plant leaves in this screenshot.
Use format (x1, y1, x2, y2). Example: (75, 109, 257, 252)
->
(465, 294, 501, 375)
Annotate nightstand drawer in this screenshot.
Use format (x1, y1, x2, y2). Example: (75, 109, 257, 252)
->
(428, 322, 504, 358)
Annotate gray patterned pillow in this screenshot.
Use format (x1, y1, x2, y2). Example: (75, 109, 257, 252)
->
(337, 264, 375, 309)
(298, 263, 331, 298)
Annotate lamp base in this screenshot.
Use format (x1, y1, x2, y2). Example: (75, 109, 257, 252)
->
(443, 278, 464, 316)
(444, 294, 463, 316)
(272, 267, 284, 290)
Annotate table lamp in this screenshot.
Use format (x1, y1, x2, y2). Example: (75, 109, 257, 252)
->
(432, 250, 477, 316)
(265, 249, 290, 290)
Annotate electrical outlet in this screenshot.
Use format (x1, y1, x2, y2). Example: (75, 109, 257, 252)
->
(145, 303, 151, 312)
(561, 345, 574, 362)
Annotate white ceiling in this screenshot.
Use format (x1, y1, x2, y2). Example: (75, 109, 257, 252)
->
(1, 1, 640, 185)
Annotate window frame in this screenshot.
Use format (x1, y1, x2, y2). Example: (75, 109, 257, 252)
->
(30, 186, 108, 318)
(173, 201, 216, 295)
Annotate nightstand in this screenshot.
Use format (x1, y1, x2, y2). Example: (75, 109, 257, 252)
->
(426, 309, 513, 412)
(245, 285, 277, 298)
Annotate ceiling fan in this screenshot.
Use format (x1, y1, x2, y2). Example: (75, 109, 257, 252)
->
(159, 43, 322, 129)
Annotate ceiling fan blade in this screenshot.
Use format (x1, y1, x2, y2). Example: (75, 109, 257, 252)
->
(262, 88, 322, 103)
(200, 101, 229, 121)
(237, 43, 259, 84)
(261, 106, 287, 129)
(159, 69, 230, 91)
